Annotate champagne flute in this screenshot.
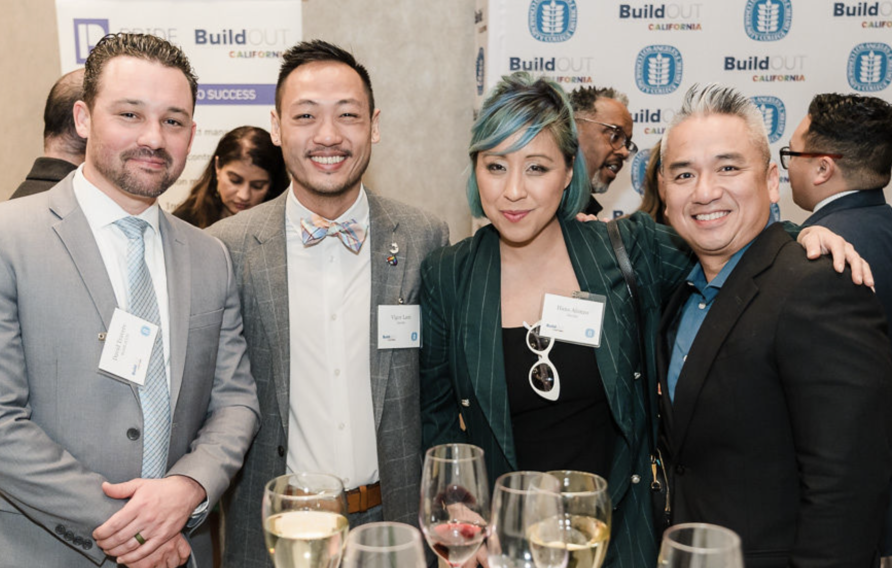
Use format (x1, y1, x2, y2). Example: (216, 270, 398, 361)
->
(419, 443, 491, 567)
(658, 523, 744, 568)
(262, 472, 350, 568)
(530, 471, 611, 568)
(488, 471, 565, 568)
(342, 522, 427, 568)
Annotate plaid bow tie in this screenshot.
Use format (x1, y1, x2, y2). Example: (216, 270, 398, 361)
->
(300, 214, 367, 253)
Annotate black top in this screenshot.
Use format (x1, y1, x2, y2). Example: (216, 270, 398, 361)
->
(11, 157, 78, 200)
(503, 326, 616, 477)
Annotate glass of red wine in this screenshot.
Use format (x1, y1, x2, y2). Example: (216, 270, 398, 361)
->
(419, 443, 491, 567)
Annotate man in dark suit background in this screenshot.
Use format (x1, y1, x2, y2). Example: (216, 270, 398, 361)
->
(657, 83, 892, 567)
(569, 86, 636, 217)
(11, 68, 87, 199)
(786, 93, 892, 560)
(209, 40, 448, 568)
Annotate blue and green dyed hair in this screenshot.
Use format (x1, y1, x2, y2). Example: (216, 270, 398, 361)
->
(467, 72, 590, 220)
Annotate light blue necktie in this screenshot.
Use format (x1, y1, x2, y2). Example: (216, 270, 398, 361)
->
(114, 217, 171, 479)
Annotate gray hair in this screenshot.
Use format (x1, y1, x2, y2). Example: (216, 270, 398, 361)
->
(662, 83, 770, 167)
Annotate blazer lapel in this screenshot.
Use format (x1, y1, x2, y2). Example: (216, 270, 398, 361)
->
(656, 283, 695, 446)
(368, 193, 405, 429)
(669, 224, 787, 451)
(159, 212, 190, 415)
(249, 193, 292, 430)
(460, 228, 516, 468)
(49, 181, 118, 332)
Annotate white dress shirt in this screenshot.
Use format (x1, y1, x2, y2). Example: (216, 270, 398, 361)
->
(813, 189, 860, 213)
(72, 166, 171, 387)
(285, 186, 378, 489)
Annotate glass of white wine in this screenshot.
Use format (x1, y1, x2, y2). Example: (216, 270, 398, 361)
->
(532, 471, 611, 568)
(419, 443, 491, 567)
(488, 471, 565, 568)
(342, 522, 427, 568)
(658, 523, 744, 568)
(262, 472, 350, 568)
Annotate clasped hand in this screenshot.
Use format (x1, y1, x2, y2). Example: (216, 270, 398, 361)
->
(93, 475, 206, 567)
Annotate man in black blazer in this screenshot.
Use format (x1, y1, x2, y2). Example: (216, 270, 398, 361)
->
(11, 69, 86, 200)
(657, 84, 892, 567)
(787, 93, 892, 560)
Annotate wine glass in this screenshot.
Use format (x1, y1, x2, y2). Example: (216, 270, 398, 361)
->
(262, 472, 350, 568)
(535, 471, 611, 568)
(658, 523, 744, 568)
(342, 522, 427, 568)
(488, 471, 565, 568)
(419, 443, 491, 567)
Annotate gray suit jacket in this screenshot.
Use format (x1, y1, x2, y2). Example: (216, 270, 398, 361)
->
(0, 175, 260, 567)
(208, 189, 449, 568)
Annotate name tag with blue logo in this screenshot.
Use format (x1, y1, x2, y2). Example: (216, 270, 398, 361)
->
(378, 305, 421, 349)
(539, 292, 606, 347)
(98, 308, 159, 386)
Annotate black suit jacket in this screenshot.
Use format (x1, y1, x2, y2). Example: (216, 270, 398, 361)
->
(657, 223, 892, 568)
(10, 157, 78, 200)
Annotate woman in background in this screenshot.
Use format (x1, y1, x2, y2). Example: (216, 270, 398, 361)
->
(636, 139, 666, 224)
(174, 125, 288, 228)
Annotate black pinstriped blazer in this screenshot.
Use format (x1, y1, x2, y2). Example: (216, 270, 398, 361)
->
(420, 213, 692, 568)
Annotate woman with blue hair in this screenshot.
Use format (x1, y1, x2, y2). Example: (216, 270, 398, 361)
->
(419, 73, 866, 567)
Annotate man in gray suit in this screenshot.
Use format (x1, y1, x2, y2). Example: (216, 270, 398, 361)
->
(0, 33, 259, 568)
(209, 40, 448, 568)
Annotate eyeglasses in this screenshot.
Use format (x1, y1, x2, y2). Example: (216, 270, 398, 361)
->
(576, 117, 638, 154)
(525, 321, 560, 401)
(778, 146, 842, 170)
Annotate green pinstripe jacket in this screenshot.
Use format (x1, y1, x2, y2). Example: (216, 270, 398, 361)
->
(420, 213, 692, 568)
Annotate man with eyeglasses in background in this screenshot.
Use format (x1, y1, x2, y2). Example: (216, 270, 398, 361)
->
(569, 86, 638, 217)
(784, 92, 892, 564)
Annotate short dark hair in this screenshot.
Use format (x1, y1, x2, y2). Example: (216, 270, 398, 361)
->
(568, 85, 629, 115)
(83, 33, 198, 109)
(276, 40, 374, 115)
(44, 68, 87, 155)
(805, 93, 892, 188)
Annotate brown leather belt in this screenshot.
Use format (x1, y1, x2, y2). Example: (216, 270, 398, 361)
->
(346, 482, 382, 514)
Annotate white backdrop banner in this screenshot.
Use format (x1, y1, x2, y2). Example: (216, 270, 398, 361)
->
(55, 0, 301, 209)
(476, 0, 892, 222)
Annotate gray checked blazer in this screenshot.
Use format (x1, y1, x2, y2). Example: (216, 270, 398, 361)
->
(208, 189, 449, 568)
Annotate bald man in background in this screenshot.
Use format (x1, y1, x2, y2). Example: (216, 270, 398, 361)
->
(11, 68, 87, 200)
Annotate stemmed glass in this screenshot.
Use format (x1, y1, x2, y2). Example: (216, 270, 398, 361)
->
(262, 472, 350, 568)
(536, 471, 611, 568)
(342, 522, 427, 568)
(488, 471, 566, 568)
(419, 443, 491, 567)
(657, 523, 744, 568)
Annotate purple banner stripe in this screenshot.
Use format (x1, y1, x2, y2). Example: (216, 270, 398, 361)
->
(196, 84, 275, 105)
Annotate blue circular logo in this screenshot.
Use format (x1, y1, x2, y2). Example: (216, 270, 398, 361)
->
(476, 47, 485, 96)
(529, 0, 578, 43)
(635, 45, 683, 94)
(749, 96, 787, 143)
(630, 149, 652, 196)
(847, 42, 892, 92)
(744, 0, 792, 42)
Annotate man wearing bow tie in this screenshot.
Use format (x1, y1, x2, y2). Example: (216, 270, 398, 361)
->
(208, 39, 449, 568)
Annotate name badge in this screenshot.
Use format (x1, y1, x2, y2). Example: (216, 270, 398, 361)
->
(378, 305, 421, 349)
(98, 308, 159, 386)
(539, 292, 606, 347)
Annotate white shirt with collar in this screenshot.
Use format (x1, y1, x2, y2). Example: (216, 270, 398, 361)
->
(285, 185, 378, 490)
(813, 189, 861, 213)
(72, 165, 171, 387)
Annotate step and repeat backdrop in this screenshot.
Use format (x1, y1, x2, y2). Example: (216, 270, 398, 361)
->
(54, 0, 301, 210)
(475, 0, 892, 222)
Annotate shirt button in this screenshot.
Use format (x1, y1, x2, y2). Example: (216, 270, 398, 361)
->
(338, 423, 345, 430)
(631, 474, 641, 484)
(277, 445, 285, 457)
(683, 355, 687, 362)
(331, 314, 337, 321)
(334, 369, 341, 376)
(698, 302, 706, 309)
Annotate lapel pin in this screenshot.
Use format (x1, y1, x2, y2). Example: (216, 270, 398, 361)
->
(387, 241, 399, 266)
(386, 254, 398, 266)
